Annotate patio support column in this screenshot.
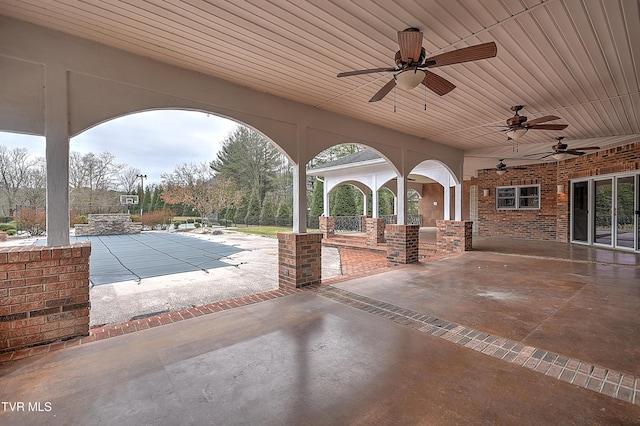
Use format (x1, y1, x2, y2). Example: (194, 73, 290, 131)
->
(45, 63, 71, 247)
(443, 185, 451, 221)
(385, 224, 419, 265)
(363, 189, 368, 216)
(323, 181, 330, 216)
(372, 176, 378, 218)
(455, 183, 462, 221)
(277, 232, 322, 291)
(397, 175, 406, 225)
(292, 125, 307, 233)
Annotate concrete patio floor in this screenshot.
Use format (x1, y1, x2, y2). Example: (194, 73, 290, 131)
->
(0, 238, 639, 425)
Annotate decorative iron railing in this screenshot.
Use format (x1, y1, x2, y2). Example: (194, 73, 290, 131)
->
(382, 214, 422, 226)
(334, 215, 364, 232)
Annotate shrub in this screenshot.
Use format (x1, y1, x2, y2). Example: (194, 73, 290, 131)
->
(14, 208, 46, 236)
(0, 224, 17, 236)
(0, 216, 14, 224)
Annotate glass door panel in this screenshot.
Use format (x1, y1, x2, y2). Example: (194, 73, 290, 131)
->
(594, 179, 613, 245)
(615, 176, 635, 249)
(572, 181, 589, 242)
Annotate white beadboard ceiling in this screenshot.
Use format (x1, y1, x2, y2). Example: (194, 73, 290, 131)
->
(0, 0, 638, 177)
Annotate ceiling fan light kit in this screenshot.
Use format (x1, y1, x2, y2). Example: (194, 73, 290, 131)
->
(505, 128, 528, 139)
(395, 69, 426, 90)
(552, 152, 570, 160)
(337, 28, 497, 103)
(496, 169, 507, 175)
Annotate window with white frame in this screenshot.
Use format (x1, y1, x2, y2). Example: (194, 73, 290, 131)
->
(496, 185, 540, 210)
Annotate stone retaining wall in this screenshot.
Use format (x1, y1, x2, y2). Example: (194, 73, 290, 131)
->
(75, 213, 142, 236)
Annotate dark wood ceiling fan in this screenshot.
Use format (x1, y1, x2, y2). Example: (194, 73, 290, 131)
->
(337, 28, 497, 102)
(525, 137, 600, 160)
(496, 159, 527, 175)
(477, 105, 569, 140)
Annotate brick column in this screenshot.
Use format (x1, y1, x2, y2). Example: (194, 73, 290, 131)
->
(385, 224, 419, 266)
(0, 242, 91, 352)
(436, 220, 473, 254)
(365, 218, 386, 246)
(318, 216, 335, 239)
(277, 232, 322, 292)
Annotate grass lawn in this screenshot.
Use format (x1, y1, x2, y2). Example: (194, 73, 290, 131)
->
(227, 226, 319, 238)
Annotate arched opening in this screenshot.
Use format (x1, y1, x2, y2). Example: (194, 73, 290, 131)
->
(0, 109, 334, 327)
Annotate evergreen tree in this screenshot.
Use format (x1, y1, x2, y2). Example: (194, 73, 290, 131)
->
(233, 193, 249, 224)
(331, 185, 357, 216)
(276, 200, 291, 217)
(260, 197, 276, 225)
(245, 191, 261, 224)
(143, 185, 153, 213)
(309, 179, 324, 217)
(210, 126, 283, 204)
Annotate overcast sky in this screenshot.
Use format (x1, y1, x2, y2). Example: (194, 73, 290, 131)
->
(0, 110, 238, 184)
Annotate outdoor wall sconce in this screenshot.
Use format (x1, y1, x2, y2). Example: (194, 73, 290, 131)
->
(557, 184, 564, 194)
(483, 189, 490, 197)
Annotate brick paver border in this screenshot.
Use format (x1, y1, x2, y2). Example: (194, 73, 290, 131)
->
(312, 286, 640, 406)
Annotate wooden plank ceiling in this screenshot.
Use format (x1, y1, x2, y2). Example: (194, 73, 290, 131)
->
(0, 0, 638, 177)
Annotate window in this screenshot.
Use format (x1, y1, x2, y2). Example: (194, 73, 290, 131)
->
(496, 185, 540, 210)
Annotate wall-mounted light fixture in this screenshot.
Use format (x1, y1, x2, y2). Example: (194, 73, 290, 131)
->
(483, 189, 490, 197)
(557, 184, 564, 194)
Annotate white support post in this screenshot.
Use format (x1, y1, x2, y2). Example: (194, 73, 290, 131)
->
(397, 176, 406, 225)
(372, 176, 379, 218)
(45, 64, 70, 247)
(444, 185, 451, 221)
(363, 190, 368, 216)
(323, 180, 330, 217)
(292, 126, 307, 233)
(455, 183, 462, 221)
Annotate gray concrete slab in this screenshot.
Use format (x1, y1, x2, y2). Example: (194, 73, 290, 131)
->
(1, 291, 638, 425)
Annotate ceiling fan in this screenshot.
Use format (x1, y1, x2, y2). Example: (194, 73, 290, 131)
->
(337, 28, 497, 102)
(495, 159, 527, 175)
(478, 105, 569, 140)
(526, 137, 600, 160)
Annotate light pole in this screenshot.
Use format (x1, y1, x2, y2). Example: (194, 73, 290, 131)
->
(136, 174, 147, 215)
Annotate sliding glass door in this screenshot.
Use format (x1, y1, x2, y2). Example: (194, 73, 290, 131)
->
(616, 176, 635, 249)
(593, 179, 613, 246)
(572, 181, 589, 243)
(571, 173, 638, 251)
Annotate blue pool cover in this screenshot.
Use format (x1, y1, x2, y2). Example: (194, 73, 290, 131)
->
(38, 233, 244, 286)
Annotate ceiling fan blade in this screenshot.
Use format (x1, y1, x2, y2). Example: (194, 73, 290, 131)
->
(337, 67, 397, 77)
(421, 70, 456, 96)
(521, 115, 560, 126)
(398, 28, 423, 63)
(565, 150, 585, 156)
(369, 78, 397, 102)
(570, 146, 600, 151)
(425, 42, 497, 68)
(523, 151, 552, 157)
(528, 124, 569, 130)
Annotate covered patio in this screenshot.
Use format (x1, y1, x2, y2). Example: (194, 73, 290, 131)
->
(1, 239, 639, 424)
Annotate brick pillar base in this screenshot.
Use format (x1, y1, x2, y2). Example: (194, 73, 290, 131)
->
(0, 242, 91, 352)
(365, 218, 386, 246)
(318, 216, 335, 239)
(277, 232, 322, 291)
(436, 220, 473, 254)
(385, 224, 419, 266)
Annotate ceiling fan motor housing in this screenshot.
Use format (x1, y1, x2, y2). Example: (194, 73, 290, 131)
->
(507, 114, 527, 127)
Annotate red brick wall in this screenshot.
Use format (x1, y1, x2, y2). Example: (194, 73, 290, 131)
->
(365, 218, 385, 246)
(319, 216, 335, 239)
(0, 242, 91, 352)
(475, 141, 640, 242)
(418, 181, 472, 225)
(436, 220, 473, 254)
(385, 224, 419, 265)
(418, 183, 444, 226)
(277, 232, 322, 291)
